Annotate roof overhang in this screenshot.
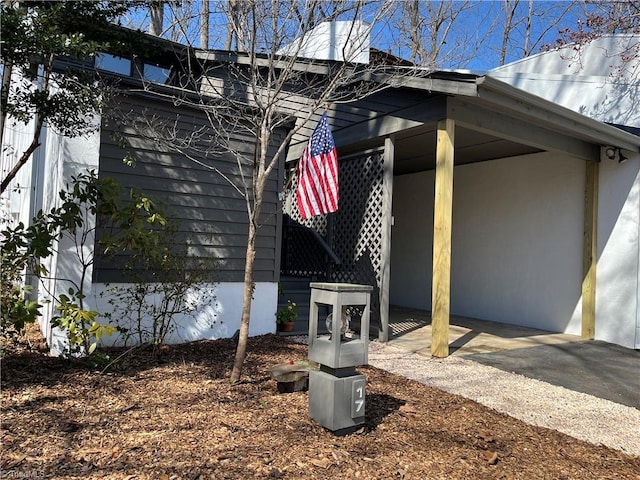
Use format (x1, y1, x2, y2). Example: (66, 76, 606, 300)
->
(168, 41, 640, 170)
(307, 72, 640, 174)
(475, 76, 640, 154)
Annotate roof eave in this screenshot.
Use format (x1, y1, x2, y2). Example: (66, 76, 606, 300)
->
(476, 76, 640, 153)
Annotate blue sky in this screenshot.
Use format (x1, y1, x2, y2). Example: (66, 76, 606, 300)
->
(368, 1, 587, 72)
(124, 1, 589, 72)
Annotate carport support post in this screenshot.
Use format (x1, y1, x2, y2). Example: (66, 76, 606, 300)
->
(379, 135, 395, 342)
(582, 160, 599, 339)
(432, 119, 455, 358)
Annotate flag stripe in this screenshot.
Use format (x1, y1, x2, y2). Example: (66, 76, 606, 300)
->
(296, 112, 339, 220)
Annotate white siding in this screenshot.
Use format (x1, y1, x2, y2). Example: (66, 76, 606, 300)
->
(1, 106, 40, 229)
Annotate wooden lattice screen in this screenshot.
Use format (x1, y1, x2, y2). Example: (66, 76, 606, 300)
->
(284, 149, 386, 331)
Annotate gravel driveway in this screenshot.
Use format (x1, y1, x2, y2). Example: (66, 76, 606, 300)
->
(368, 341, 640, 457)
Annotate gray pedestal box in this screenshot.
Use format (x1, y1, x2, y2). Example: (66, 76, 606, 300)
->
(308, 370, 366, 434)
(307, 282, 372, 434)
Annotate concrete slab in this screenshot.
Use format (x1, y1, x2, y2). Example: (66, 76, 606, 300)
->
(387, 306, 582, 356)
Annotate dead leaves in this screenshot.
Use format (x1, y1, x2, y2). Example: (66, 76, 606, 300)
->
(300, 450, 342, 470)
(483, 450, 499, 465)
(2, 333, 639, 479)
(309, 457, 333, 469)
(1, 453, 27, 470)
(398, 403, 418, 415)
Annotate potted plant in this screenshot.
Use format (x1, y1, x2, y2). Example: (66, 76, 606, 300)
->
(276, 300, 297, 332)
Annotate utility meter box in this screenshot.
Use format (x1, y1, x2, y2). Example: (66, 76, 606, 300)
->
(307, 282, 373, 434)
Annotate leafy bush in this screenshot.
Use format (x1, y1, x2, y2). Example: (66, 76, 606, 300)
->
(102, 233, 219, 347)
(1, 170, 168, 354)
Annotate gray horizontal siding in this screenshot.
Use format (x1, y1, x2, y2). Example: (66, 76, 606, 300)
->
(284, 88, 433, 161)
(99, 256, 276, 283)
(94, 93, 285, 283)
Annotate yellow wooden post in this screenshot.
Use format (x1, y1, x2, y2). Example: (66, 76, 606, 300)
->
(432, 119, 455, 357)
(582, 160, 599, 339)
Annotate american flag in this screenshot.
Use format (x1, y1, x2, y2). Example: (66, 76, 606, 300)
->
(296, 112, 339, 219)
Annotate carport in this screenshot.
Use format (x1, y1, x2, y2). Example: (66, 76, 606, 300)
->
(284, 71, 640, 356)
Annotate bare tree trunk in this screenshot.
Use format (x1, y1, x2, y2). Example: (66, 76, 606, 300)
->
(1, 54, 52, 194)
(523, 0, 533, 57)
(500, 0, 518, 66)
(406, 0, 423, 65)
(201, 0, 209, 49)
(230, 217, 257, 383)
(224, 0, 238, 50)
(231, 134, 267, 383)
(150, 2, 164, 36)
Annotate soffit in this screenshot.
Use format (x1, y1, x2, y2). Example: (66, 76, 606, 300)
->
(338, 121, 543, 175)
(288, 72, 640, 168)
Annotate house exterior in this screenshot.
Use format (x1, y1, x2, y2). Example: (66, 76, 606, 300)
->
(282, 36, 640, 353)
(2, 29, 639, 354)
(1, 40, 288, 354)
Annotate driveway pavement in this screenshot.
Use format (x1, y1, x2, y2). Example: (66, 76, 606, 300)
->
(465, 341, 640, 408)
(386, 306, 640, 409)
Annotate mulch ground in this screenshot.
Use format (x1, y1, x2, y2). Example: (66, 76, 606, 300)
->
(2, 328, 639, 480)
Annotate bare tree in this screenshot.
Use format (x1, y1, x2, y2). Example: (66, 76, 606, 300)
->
(396, 0, 480, 68)
(139, 1, 226, 51)
(224, 0, 248, 51)
(386, 0, 584, 70)
(120, 0, 400, 382)
(500, 0, 519, 65)
(149, 1, 164, 36)
(497, 0, 581, 65)
(201, 0, 209, 49)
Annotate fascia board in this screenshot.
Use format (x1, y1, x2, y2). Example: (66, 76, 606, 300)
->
(194, 50, 334, 75)
(355, 71, 478, 97)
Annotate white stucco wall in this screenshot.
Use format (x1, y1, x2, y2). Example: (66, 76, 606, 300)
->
(390, 151, 640, 348)
(489, 35, 640, 128)
(595, 153, 640, 348)
(33, 121, 103, 355)
(90, 282, 278, 348)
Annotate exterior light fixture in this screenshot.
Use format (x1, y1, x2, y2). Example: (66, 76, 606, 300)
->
(307, 282, 373, 435)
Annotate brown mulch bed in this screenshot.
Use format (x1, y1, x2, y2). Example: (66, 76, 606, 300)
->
(2, 328, 639, 480)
